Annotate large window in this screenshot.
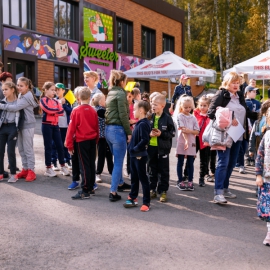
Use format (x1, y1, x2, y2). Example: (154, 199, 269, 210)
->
(54, 65, 79, 90)
(3, 0, 35, 29)
(163, 34, 174, 53)
(117, 18, 133, 54)
(142, 27, 156, 59)
(54, 0, 78, 40)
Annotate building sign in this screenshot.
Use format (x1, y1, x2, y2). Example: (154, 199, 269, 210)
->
(117, 54, 146, 72)
(3, 27, 79, 64)
(83, 43, 114, 88)
(83, 7, 113, 42)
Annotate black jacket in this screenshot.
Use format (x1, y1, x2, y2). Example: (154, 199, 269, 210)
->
(128, 118, 151, 157)
(207, 88, 257, 141)
(149, 112, 175, 155)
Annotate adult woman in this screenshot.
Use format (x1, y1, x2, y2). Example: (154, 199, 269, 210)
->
(105, 70, 131, 202)
(83, 71, 101, 102)
(207, 72, 257, 204)
(169, 74, 192, 114)
(0, 72, 13, 100)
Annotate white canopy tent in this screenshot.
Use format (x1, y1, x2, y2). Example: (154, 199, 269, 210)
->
(124, 51, 215, 99)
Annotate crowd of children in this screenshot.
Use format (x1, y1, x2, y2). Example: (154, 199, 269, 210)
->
(1, 66, 270, 245)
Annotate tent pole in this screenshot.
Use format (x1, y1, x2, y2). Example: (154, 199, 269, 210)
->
(263, 79, 265, 100)
(168, 79, 171, 100)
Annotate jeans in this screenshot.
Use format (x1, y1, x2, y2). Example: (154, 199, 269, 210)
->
(177, 155, 194, 183)
(42, 124, 65, 167)
(215, 141, 241, 195)
(129, 156, 150, 205)
(236, 139, 248, 167)
(105, 125, 126, 192)
(0, 123, 18, 175)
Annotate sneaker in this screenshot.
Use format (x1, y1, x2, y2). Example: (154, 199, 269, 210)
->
(224, 191, 237, 199)
(44, 167, 57, 177)
(187, 182, 194, 191)
(206, 174, 215, 182)
(150, 190, 157, 199)
(66, 161, 72, 170)
(263, 232, 270, 246)
(109, 193, 121, 202)
(160, 191, 167, 202)
(3, 171, 9, 178)
(0, 174, 3, 181)
(72, 190, 90, 200)
(60, 166, 70, 176)
(68, 181, 79, 190)
(90, 189, 95, 196)
(16, 168, 28, 179)
(95, 174, 102, 183)
(244, 160, 251, 166)
(52, 162, 60, 171)
(128, 196, 138, 205)
(123, 198, 138, 208)
(177, 181, 187, 191)
(239, 166, 245, 174)
(235, 163, 240, 168)
(250, 160, 255, 166)
(117, 182, 131, 192)
(8, 174, 18, 183)
(93, 183, 98, 190)
(140, 204, 150, 212)
(199, 178, 205, 187)
(213, 194, 227, 204)
(25, 169, 36, 182)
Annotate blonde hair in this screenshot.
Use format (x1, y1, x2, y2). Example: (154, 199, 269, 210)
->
(220, 72, 240, 90)
(179, 95, 194, 113)
(149, 92, 161, 103)
(197, 95, 210, 108)
(91, 92, 105, 106)
(73, 86, 84, 98)
(131, 88, 141, 99)
(108, 69, 127, 88)
(78, 87, 91, 101)
(83, 71, 99, 83)
(152, 94, 166, 105)
(2, 82, 19, 97)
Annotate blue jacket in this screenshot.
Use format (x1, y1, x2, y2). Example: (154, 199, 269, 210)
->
(245, 98, 261, 126)
(171, 84, 192, 104)
(128, 118, 151, 157)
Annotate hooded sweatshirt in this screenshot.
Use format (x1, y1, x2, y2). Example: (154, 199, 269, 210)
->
(0, 91, 38, 129)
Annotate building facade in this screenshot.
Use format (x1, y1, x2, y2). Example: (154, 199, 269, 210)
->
(0, 0, 185, 94)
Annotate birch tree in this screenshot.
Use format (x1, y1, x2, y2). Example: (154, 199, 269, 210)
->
(225, 0, 231, 68)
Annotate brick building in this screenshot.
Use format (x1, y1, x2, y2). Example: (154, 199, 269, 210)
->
(0, 0, 192, 95)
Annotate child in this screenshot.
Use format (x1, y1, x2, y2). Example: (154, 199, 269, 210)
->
(0, 77, 39, 182)
(67, 86, 83, 190)
(255, 107, 270, 246)
(131, 87, 141, 103)
(0, 82, 23, 182)
(91, 92, 113, 182)
(51, 83, 72, 170)
(123, 101, 151, 211)
(176, 95, 199, 191)
(40, 82, 70, 177)
(193, 96, 211, 187)
(65, 87, 99, 199)
(148, 94, 175, 202)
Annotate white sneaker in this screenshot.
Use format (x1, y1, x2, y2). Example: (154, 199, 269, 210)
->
(8, 174, 18, 183)
(60, 166, 70, 176)
(96, 174, 102, 183)
(213, 194, 227, 204)
(52, 164, 60, 171)
(44, 167, 57, 177)
(66, 162, 72, 170)
(239, 167, 245, 174)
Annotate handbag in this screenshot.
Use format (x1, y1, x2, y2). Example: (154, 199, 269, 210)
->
(257, 182, 270, 222)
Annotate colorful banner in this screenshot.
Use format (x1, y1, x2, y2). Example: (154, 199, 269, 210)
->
(3, 27, 79, 65)
(117, 54, 146, 72)
(83, 7, 113, 42)
(83, 43, 114, 88)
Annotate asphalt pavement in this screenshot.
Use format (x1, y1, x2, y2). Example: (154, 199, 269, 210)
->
(0, 118, 269, 270)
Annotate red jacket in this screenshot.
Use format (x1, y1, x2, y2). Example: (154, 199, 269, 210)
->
(65, 104, 99, 150)
(40, 97, 64, 125)
(193, 108, 210, 150)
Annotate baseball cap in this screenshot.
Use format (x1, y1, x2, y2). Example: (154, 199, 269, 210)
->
(55, 83, 66, 89)
(180, 74, 189, 80)
(245, 85, 259, 94)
